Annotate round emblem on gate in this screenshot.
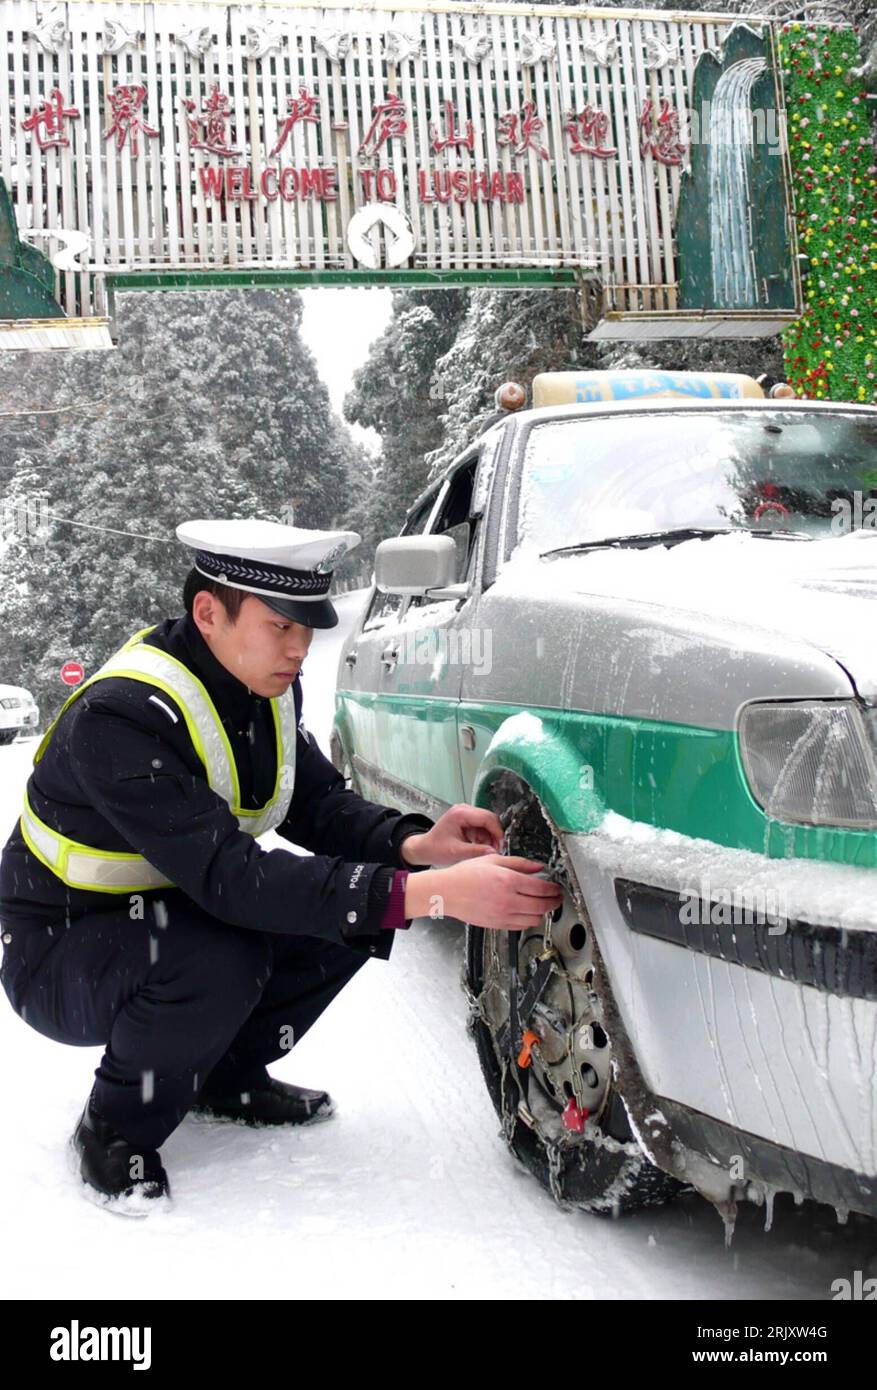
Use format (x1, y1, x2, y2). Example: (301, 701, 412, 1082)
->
(346, 203, 416, 269)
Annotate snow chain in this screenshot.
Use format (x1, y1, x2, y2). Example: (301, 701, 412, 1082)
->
(461, 793, 643, 1205)
(493, 800, 578, 1193)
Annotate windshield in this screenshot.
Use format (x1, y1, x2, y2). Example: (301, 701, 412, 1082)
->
(516, 410, 877, 552)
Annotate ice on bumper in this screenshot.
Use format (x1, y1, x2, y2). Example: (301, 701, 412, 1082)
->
(566, 812, 877, 1180)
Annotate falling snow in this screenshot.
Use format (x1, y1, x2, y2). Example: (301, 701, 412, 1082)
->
(0, 593, 874, 1294)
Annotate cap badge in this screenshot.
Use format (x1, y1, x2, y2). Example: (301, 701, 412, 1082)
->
(314, 541, 346, 575)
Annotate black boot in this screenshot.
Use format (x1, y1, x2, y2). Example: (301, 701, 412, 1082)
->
(190, 1076, 335, 1127)
(71, 1098, 171, 1214)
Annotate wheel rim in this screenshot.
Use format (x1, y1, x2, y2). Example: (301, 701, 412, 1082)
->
(480, 881, 613, 1137)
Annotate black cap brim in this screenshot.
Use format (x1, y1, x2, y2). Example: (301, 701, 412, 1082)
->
(256, 593, 339, 629)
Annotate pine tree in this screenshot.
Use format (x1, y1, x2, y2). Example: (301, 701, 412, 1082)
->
(0, 288, 355, 718)
(342, 289, 468, 549)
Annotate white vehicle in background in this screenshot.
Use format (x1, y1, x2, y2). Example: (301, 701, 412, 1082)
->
(0, 684, 39, 744)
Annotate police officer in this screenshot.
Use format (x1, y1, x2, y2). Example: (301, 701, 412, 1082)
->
(0, 518, 561, 1212)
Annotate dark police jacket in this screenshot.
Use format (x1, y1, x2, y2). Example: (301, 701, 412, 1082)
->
(0, 612, 434, 964)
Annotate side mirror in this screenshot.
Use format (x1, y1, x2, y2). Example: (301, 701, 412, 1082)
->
(374, 535, 458, 596)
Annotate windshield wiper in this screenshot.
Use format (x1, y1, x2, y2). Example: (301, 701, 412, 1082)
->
(540, 525, 812, 558)
(540, 527, 735, 558)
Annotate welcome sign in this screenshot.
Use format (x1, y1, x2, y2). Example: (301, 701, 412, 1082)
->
(0, 0, 801, 340)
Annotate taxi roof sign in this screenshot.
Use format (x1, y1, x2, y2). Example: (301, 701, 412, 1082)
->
(532, 372, 765, 408)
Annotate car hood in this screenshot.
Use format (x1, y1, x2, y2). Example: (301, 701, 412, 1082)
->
(507, 530, 877, 702)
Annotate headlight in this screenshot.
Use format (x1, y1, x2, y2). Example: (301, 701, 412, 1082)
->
(739, 700, 877, 829)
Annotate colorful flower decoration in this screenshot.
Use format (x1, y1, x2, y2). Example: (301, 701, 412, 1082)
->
(778, 23, 875, 403)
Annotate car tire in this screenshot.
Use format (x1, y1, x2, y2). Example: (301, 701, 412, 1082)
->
(464, 784, 684, 1216)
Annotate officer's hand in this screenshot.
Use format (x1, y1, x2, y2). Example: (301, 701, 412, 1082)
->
(406, 855, 563, 930)
(400, 803, 504, 867)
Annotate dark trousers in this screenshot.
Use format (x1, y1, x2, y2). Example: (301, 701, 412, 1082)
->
(0, 893, 367, 1149)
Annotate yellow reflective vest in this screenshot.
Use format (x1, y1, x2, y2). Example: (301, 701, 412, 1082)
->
(19, 625, 298, 893)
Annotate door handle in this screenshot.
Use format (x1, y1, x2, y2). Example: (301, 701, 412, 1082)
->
(380, 643, 400, 671)
(345, 650, 357, 666)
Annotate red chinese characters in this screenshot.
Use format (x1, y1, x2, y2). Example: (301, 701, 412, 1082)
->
(497, 101, 549, 161)
(564, 104, 617, 160)
(359, 95, 407, 159)
(183, 84, 240, 158)
(104, 85, 159, 155)
(639, 97, 686, 167)
(21, 89, 80, 149)
(429, 101, 474, 155)
(270, 88, 320, 157)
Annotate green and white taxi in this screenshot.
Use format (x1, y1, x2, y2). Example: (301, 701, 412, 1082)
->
(332, 370, 877, 1224)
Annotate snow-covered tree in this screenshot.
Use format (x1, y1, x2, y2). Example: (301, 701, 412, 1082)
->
(343, 289, 468, 548)
(0, 288, 356, 716)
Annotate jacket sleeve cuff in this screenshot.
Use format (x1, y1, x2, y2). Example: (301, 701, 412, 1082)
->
(388, 813, 435, 871)
(378, 870, 412, 930)
(336, 863, 395, 961)
(362, 865, 398, 933)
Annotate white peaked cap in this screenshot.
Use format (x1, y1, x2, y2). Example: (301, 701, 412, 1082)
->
(176, 518, 362, 629)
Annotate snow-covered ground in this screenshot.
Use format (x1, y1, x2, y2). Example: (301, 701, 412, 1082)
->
(1, 590, 874, 1299)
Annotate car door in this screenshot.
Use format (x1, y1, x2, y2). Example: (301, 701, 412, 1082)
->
(340, 451, 484, 817)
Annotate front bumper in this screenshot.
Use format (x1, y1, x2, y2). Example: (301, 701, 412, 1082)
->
(0, 709, 38, 732)
(564, 815, 877, 1194)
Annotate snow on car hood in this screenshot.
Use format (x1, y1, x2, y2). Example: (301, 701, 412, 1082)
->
(506, 529, 877, 702)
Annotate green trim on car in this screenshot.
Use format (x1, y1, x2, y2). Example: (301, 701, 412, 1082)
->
(335, 690, 877, 869)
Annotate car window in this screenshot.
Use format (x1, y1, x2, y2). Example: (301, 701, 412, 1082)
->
(363, 588, 405, 630)
(407, 457, 478, 611)
(514, 410, 877, 553)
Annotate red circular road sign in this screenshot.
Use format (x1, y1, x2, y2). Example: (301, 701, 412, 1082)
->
(60, 661, 84, 686)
